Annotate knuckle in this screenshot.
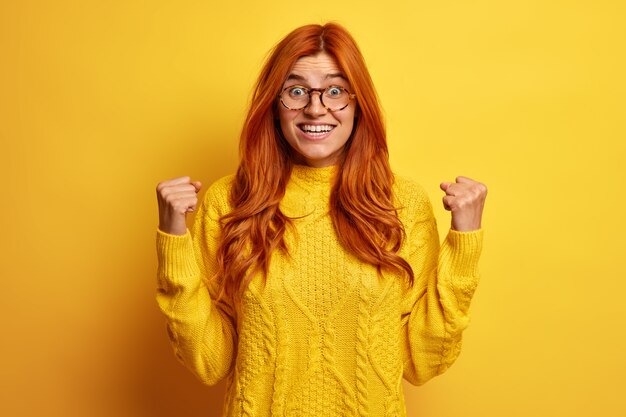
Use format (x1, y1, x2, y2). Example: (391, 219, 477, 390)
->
(172, 201, 187, 213)
(473, 184, 487, 198)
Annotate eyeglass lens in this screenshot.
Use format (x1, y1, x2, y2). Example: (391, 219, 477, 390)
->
(281, 86, 351, 111)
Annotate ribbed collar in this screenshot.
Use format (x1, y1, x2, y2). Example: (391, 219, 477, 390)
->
(281, 164, 336, 217)
(290, 164, 338, 187)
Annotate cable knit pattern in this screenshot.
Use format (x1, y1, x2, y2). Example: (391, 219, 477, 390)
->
(355, 283, 370, 416)
(270, 274, 289, 417)
(155, 165, 484, 416)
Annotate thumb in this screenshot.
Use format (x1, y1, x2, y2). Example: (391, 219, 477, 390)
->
(191, 181, 203, 192)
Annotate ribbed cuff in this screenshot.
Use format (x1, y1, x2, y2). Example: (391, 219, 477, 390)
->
(156, 228, 199, 279)
(439, 228, 484, 278)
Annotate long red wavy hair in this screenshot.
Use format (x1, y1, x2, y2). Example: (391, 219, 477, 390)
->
(214, 22, 414, 307)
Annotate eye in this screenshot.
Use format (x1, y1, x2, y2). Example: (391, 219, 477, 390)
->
(288, 86, 307, 97)
(326, 86, 343, 97)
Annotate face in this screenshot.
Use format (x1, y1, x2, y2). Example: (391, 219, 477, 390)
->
(277, 52, 357, 168)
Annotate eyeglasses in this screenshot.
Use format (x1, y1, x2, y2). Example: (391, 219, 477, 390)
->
(278, 85, 356, 112)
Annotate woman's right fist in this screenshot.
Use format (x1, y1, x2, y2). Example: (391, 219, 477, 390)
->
(156, 176, 203, 235)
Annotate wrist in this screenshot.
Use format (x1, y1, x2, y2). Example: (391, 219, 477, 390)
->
(158, 222, 187, 236)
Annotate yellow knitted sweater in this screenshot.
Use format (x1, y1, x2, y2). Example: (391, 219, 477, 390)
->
(155, 165, 484, 417)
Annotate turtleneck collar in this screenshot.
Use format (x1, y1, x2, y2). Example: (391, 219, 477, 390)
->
(280, 164, 337, 217)
(290, 164, 338, 186)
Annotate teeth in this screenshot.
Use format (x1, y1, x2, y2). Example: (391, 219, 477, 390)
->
(301, 124, 334, 133)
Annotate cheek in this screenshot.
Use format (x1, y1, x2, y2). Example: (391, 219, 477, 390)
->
(343, 116, 356, 137)
(342, 107, 357, 133)
(278, 109, 294, 134)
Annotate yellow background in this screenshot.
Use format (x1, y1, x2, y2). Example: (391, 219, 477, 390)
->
(2, 1, 625, 416)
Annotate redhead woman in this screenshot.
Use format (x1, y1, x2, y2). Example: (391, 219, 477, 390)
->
(155, 22, 487, 417)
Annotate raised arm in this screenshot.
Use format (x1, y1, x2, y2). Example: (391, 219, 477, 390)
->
(155, 176, 237, 385)
(398, 179, 484, 386)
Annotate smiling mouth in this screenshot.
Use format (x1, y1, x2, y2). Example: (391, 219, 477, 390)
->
(298, 124, 336, 136)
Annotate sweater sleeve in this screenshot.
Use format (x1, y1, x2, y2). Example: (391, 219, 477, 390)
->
(399, 181, 484, 386)
(155, 178, 237, 385)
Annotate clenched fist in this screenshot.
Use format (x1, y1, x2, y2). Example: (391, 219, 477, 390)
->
(439, 176, 487, 232)
(156, 176, 203, 235)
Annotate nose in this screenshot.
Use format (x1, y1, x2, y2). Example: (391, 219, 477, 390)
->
(303, 91, 328, 116)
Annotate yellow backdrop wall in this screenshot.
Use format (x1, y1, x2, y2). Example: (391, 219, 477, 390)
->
(2, 1, 625, 416)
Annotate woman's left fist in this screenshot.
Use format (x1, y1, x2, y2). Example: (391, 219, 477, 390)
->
(439, 176, 488, 232)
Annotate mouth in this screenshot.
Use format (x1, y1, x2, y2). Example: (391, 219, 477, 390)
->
(297, 124, 336, 139)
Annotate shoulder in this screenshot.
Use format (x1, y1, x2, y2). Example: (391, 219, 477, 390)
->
(392, 174, 430, 208)
(392, 174, 435, 227)
(201, 174, 236, 219)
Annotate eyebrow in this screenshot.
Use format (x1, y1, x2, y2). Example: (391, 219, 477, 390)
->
(285, 72, 347, 82)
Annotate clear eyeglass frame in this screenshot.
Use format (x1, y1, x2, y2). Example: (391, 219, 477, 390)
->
(278, 85, 357, 112)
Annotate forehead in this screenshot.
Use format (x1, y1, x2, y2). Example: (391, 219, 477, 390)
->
(287, 52, 346, 81)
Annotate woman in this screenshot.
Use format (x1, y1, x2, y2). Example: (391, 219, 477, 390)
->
(155, 22, 487, 417)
